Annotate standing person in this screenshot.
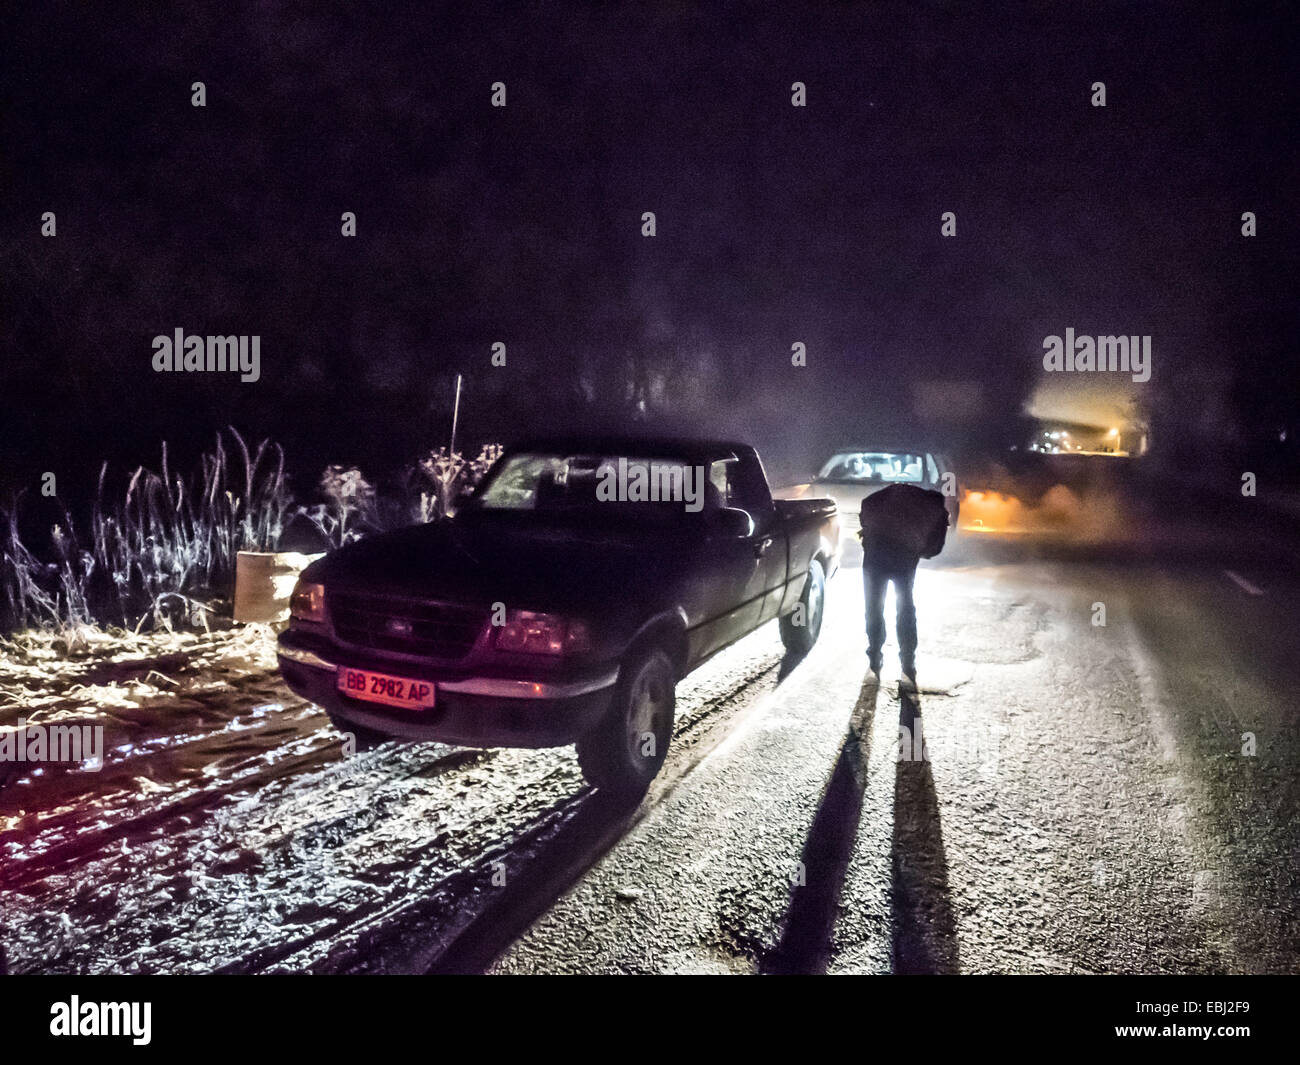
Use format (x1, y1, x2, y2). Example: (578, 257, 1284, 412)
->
(859, 483, 950, 681)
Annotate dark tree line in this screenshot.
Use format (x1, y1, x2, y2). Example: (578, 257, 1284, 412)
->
(2, 1, 1295, 503)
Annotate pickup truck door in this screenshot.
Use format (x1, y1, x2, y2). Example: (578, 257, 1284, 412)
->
(691, 519, 768, 660)
(681, 455, 766, 660)
(726, 450, 789, 626)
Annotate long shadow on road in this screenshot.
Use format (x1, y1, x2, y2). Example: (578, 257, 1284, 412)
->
(760, 678, 960, 974)
(761, 673, 880, 974)
(891, 688, 960, 974)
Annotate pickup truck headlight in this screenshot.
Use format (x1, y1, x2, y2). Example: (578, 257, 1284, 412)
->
(289, 581, 326, 623)
(494, 610, 591, 655)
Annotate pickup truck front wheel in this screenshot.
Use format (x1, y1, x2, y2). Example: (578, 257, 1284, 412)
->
(576, 646, 676, 796)
(779, 557, 826, 656)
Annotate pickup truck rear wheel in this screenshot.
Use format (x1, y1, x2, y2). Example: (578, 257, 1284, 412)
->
(576, 646, 676, 796)
(779, 557, 826, 655)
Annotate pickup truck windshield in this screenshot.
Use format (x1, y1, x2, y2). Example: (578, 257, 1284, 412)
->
(818, 451, 925, 484)
(475, 453, 713, 519)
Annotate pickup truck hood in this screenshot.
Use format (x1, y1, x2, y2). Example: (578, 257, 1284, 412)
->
(302, 515, 686, 615)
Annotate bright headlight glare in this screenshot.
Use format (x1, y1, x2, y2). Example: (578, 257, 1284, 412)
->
(289, 581, 326, 622)
(495, 610, 590, 655)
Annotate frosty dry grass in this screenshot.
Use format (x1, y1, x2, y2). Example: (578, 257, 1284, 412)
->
(1, 436, 504, 636)
(413, 443, 503, 523)
(2, 428, 288, 635)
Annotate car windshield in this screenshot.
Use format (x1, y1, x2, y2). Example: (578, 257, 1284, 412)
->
(474, 452, 710, 520)
(818, 451, 926, 483)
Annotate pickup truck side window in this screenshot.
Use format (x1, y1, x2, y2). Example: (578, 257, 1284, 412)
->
(708, 459, 731, 507)
(926, 453, 939, 484)
(728, 453, 777, 530)
(479, 452, 705, 520)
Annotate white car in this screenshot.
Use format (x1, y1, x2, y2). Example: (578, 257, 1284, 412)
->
(777, 448, 960, 539)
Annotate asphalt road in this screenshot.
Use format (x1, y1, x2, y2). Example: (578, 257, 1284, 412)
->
(4, 524, 1297, 975)
(492, 536, 1300, 974)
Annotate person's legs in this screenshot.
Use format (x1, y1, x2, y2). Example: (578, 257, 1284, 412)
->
(894, 559, 919, 675)
(863, 559, 888, 671)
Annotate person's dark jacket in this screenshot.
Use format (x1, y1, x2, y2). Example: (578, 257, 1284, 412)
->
(858, 483, 949, 560)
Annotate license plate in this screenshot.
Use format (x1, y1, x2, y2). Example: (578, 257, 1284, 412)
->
(337, 667, 436, 710)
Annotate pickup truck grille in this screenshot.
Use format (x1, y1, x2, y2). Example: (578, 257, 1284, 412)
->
(329, 592, 486, 659)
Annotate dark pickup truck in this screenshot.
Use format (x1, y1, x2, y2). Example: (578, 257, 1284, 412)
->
(277, 437, 840, 794)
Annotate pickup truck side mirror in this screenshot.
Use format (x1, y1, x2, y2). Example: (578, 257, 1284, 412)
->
(710, 506, 755, 539)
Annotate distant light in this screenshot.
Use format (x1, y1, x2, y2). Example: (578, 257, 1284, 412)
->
(1107, 427, 1119, 436)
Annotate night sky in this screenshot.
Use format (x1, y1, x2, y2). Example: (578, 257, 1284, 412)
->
(3, 1, 1297, 500)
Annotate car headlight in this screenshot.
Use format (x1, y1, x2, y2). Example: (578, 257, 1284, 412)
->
(289, 581, 326, 623)
(494, 610, 590, 655)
